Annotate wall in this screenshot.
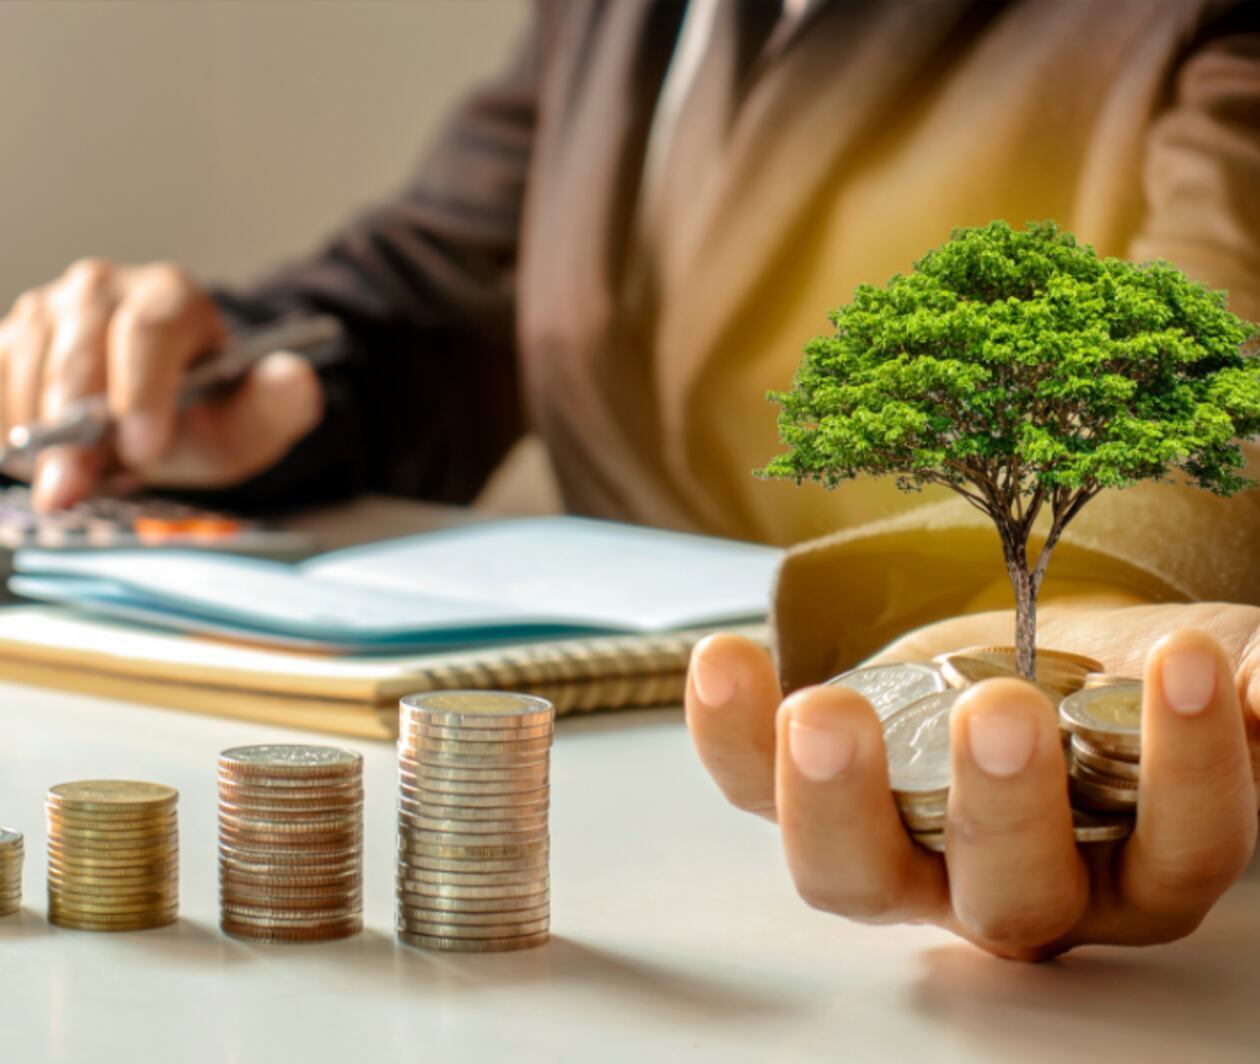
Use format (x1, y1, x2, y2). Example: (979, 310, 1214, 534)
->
(0, 0, 528, 307)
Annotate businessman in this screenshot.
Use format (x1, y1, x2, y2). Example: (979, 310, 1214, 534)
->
(1, 0, 1258, 958)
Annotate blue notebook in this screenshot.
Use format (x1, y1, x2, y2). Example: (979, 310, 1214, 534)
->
(10, 517, 782, 652)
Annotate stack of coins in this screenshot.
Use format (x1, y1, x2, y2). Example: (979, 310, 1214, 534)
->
(1060, 683, 1142, 813)
(828, 657, 1135, 853)
(397, 691, 554, 953)
(0, 828, 23, 916)
(46, 781, 179, 932)
(218, 745, 364, 943)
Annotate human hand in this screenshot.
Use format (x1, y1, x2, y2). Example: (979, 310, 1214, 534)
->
(686, 603, 1260, 960)
(0, 259, 324, 510)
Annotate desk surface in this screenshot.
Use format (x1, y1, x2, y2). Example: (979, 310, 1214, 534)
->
(1, 682, 1258, 1063)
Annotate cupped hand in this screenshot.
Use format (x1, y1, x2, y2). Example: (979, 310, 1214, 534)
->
(685, 603, 1260, 960)
(0, 259, 324, 510)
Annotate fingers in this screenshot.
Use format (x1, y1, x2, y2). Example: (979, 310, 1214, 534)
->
(107, 263, 223, 469)
(947, 679, 1088, 956)
(32, 261, 117, 510)
(4, 289, 51, 434)
(686, 634, 781, 819)
(141, 351, 324, 488)
(776, 685, 949, 923)
(1117, 629, 1257, 933)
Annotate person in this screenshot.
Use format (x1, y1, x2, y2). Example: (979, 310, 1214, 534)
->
(0, 0, 1257, 959)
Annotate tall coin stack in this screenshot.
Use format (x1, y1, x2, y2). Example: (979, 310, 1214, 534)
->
(1060, 683, 1142, 812)
(397, 691, 554, 953)
(218, 745, 364, 943)
(0, 828, 23, 916)
(46, 781, 179, 932)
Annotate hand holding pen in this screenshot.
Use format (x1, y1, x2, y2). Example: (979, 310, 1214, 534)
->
(0, 260, 339, 511)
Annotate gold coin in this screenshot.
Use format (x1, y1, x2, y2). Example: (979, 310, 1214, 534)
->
(50, 913, 178, 932)
(397, 929, 549, 952)
(47, 781, 178, 813)
(1083, 672, 1141, 690)
(0, 827, 23, 848)
(946, 646, 1103, 675)
(49, 896, 180, 917)
(936, 654, 1073, 699)
(50, 888, 179, 910)
(47, 872, 176, 892)
(45, 823, 179, 843)
(47, 841, 178, 862)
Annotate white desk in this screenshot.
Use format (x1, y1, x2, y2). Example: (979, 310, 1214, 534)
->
(1, 682, 1257, 1064)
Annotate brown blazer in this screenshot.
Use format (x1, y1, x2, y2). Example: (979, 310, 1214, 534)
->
(215, 0, 1260, 678)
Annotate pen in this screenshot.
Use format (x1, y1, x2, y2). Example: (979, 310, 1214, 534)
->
(1, 315, 342, 463)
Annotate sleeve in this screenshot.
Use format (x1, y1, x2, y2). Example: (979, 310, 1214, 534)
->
(771, 16, 1260, 691)
(199, 15, 543, 513)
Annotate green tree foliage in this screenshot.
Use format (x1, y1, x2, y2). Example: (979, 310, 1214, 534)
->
(761, 220, 1260, 677)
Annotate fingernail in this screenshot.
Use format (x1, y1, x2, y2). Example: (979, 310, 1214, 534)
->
(118, 412, 161, 466)
(1161, 646, 1217, 715)
(967, 712, 1037, 778)
(33, 456, 70, 510)
(788, 717, 858, 782)
(691, 648, 737, 707)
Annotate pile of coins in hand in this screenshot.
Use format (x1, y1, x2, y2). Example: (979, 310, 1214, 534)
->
(831, 646, 1143, 852)
(45, 781, 180, 932)
(0, 828, 23, 916)
(218, 745, 364, 943)
(396, 691, 554, 952)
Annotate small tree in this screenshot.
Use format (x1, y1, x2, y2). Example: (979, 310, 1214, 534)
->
(761, 220, 1260, 679)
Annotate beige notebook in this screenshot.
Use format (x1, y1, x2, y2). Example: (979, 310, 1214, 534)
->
(0, 607, 768, 739)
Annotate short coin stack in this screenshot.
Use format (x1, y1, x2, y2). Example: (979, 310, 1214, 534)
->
(397, 691, 554, 953)
(218, 745, 364, 943)
(1060, 683, 1142, 812)
(46, 781, 179, 932)
(0, 828, 23, 916)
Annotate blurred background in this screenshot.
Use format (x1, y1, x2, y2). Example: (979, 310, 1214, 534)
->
(0, 0, 527, 308)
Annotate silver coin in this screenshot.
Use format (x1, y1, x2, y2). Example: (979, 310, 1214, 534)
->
(397, 852, 549, 876)
(397, 929, 549, 952)
(400, 691, 555, 728)
(402, 723, 555, 744)
(1059, 684, 1142, 754)
(396, 890, 549, 914)
(219, 745, 362, 772)
(883, 690, 960, 796)
(398, 795, 549, 820)
(827, 662, 948, 722)
(395, 878, 549, 901)
(1071, 807, 1133, 843)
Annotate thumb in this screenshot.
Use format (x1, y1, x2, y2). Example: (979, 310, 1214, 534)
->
(143, 351, 324, 489)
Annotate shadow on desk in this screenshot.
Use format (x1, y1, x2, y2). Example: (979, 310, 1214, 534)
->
(910, 856, 1260, 1062)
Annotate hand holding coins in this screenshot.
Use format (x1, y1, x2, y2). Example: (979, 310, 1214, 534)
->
(687, 618, 1260, 959)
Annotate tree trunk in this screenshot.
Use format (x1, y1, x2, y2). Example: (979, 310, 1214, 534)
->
(1013, 568, 1036, 681)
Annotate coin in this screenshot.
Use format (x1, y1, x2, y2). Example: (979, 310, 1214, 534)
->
(218, 745, 363, 778)
(947, 646, 1103, 676)
(826, 662, 948, 721)
(1083, 672, 1141, 690)
(397, 890, 549, 914)
(47, 781, 177, 813)
(1070, 736, 1141, 782)
(50, 912, 178, 932)
(883, 690, 959, 799)
(397, 930, 549, 952)
(399, 775, 550, 799)
(0, 828, 23, 848)
(396, 863, 550, 886)
(400, 691, 555, 729)
(398, 795, 550, 821)
(398, 762, 550, 785)
(398, 838, 549, 861)
(221, 918, 362, 943)
(1071, 807, 1133, 843)
(394, 878, 550, 900)
(1059, 683, 1142, 755)
(1069, 761, 1138, 811)
(399, 813, 550, 836)
(405, 736, 553, 758)
(404, 723, 555, 744)
(218, 743, 364, 945)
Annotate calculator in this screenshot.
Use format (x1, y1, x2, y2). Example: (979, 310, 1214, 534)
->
(0, 485, 312, 555)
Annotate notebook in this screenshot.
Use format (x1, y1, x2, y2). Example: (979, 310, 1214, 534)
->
(0, 607, 770, 739)
(10, 516, 782, 652)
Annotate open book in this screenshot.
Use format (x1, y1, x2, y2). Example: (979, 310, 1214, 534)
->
(10, 516, 782, 652)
